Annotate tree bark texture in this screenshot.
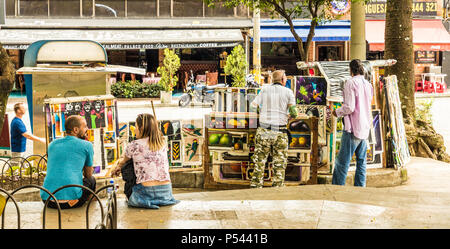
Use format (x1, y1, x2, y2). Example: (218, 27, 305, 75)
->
(0, 44, 16, 135)
(384, 0, 415, 122)
(384, 0, 450, 163)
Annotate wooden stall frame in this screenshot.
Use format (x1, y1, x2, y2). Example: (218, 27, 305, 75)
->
(203, 117, 319, 189)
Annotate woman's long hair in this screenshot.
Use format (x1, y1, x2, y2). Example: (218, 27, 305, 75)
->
(136, 113, 165, 152)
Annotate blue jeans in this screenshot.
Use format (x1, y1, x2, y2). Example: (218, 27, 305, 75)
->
(332, 131, 368, 187)
(128, 183, 180, 209)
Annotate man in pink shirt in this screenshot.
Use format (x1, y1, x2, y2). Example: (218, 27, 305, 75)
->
(332, 59, 373, 187)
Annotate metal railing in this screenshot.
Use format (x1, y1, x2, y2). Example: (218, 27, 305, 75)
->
(0, 183, 117, 229)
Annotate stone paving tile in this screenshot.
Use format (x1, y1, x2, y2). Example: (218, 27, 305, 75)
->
(213, 210, 238, 220)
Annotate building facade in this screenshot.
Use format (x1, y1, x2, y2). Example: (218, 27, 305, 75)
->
(2, 0, 253, 89)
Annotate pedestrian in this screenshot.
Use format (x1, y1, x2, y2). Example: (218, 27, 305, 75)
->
(40, 115, 96, 209)
(332, 59, 374, 187)
(10, 102, 45, 164)
(111, 113, 179, 209)
(250, 70, 298, 188)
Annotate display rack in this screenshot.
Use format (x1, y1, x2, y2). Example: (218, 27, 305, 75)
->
(203, 111, 319, 189)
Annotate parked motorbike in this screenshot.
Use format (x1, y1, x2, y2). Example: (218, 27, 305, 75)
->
(178, 70, 225, 107)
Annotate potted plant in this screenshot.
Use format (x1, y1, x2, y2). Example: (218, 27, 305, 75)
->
(157, 48, 181, 104)
(224, 45, 248, 87)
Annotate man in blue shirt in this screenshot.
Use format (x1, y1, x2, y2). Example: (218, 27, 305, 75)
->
(10, 103, 45, 163)
(40, 115, 96, 209)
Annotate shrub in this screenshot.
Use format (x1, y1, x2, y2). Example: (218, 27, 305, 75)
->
(157, 48, 181, 92)
(111, 80, 164, 98)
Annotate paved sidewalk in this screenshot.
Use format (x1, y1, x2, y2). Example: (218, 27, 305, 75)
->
(2, 157, 450, 229)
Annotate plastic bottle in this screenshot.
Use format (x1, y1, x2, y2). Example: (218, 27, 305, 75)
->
(107, 179, 115, 194)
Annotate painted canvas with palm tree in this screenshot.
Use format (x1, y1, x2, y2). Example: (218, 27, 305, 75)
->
(295, 77, 327, 105)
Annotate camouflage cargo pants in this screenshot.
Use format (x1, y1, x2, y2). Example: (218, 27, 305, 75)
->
(250, 127, 289, 188)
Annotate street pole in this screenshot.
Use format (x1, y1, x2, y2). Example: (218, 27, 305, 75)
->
(253, 1, 261, 84)
(350, 0, 366, 60)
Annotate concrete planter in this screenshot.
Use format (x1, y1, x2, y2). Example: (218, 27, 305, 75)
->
(160, 91, 172, 104)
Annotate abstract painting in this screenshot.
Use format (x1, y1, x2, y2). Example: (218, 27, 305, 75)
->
(295, 76, 327, 105)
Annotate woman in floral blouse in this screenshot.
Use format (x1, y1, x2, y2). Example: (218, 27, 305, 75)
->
(112, 113, 179, 209)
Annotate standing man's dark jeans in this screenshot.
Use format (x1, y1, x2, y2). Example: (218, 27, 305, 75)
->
(42, 176, 97, 209)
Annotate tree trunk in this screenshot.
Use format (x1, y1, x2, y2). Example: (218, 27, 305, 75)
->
(384, 0, 450, 163)
(0, 44, 16, 135)
(385, 0, 415, 121)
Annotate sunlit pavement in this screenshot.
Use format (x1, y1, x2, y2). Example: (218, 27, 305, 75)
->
(3, 96, 450, 229)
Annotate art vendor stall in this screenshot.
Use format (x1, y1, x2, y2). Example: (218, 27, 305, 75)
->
(16, 40, 145, 156)
(203, 87, 320, 189)
(296, 60, 411, 175)
(116, 118, 205, 171)
(43, 95, 120, 177)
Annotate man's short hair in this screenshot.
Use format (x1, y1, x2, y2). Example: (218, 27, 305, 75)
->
(13, 103, 24, 113)
(272, 70, 285, 83)
(65, 115, 83, 134)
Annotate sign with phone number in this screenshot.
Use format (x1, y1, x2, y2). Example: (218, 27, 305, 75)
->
(366, 1, 438, 17)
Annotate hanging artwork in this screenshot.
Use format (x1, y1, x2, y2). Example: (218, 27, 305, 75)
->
(43, 96, 119, 174)
(170, 140, 182, 163)
(181, 119, 203, 137)
(295, 76, 327, 105)
(160, 120, 181, 140)
(296, 105, 327, 145)
(384, 75, 411, 168)
(183, 137, 203, 165)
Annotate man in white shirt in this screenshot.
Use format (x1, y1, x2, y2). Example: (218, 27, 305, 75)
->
(250, 70, 297, 188)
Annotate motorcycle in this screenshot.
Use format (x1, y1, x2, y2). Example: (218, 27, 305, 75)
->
(178, 70, 225, 107)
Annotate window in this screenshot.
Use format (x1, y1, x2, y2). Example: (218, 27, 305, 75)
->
(127, 0, 157, 17)
(159, 0, 171, 17)
(173, 0, 203, 17)
(205, 2, 234, 17)
(5, 0, 15, 16)
(19, 0, 48, 16)
(50, 0, 80, 17)
(95, 0, 125, 17)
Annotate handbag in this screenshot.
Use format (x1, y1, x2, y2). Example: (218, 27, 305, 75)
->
(120, 159, 136, 200)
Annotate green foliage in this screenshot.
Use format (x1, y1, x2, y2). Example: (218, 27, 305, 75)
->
(203, 0, 336, 61)
(157, 48, 181, 92)
(224, 45, 248, 87)
(111, 80, 164, 98)
(415, 98, 434, 124)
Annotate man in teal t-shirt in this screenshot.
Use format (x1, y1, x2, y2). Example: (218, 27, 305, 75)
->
(40, 115, 96, 209)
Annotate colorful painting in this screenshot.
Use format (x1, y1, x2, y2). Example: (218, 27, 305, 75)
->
(295, 105, 327, 145)
(170, 140, 182, 163)
(181, 119, 203, 137)
(78, 100, 106, 129)
(160, 120, 181, 139)
(183, 137, 203, 165)
(103, 131, 116, 144)
(289, 134, 311, 149)
(128, 121, 137, 142)
(295, 76, 327, 105)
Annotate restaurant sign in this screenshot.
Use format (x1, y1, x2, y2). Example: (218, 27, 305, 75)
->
(366, 1, 438, 17)
(3, 42, 241, 50)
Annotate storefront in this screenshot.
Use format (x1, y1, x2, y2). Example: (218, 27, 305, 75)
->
(0, 18, 251, 89)
(255, 19, 351, 75)
(365, 19, 450, 82)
